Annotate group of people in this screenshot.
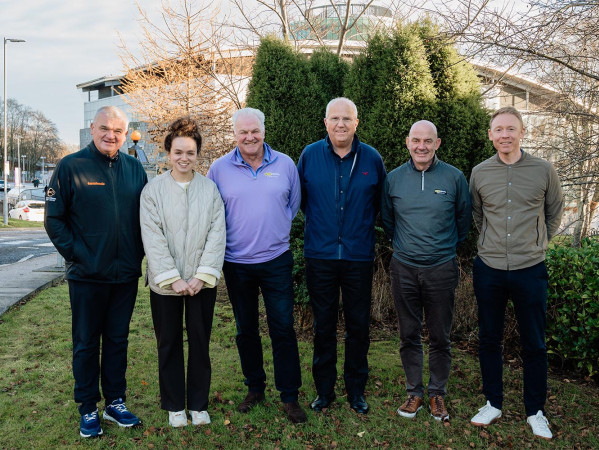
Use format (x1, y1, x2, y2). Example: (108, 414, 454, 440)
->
(44, 98, 562, 441)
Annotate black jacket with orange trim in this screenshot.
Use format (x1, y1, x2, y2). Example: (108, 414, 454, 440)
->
(45, 142, 148, 283)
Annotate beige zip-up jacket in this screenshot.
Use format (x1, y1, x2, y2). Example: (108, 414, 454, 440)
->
(469, 151, 563, 271)
(140, 171, 226, 295)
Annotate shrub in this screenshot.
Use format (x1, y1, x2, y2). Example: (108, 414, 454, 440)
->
(545, 238, 599, 377)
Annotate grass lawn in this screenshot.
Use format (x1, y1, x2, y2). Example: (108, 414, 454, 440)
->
(0, 279, 598, 449)
(0, 216, 45, 228)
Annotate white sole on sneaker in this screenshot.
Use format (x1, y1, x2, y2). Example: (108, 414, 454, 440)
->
(80, 429, 103, 438)
(471, 416, 501, 427)
(103, 411, 137, 428)
(397, 405, 422, 418)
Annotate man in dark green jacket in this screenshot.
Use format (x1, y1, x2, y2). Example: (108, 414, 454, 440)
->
(381, 120, 471, 423)
(45, 106, 147, 438)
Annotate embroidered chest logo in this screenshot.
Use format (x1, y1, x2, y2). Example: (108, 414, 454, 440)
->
(362, 171, 368, 176)
(434, 189, 447, 195)
(263, 172, 280, 178)
(88, 182, 106, 186)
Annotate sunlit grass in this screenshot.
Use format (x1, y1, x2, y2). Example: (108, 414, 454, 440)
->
(0, 279, 597, 448)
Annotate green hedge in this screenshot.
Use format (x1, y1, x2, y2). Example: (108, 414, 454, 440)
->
(546, 238, 599, 377)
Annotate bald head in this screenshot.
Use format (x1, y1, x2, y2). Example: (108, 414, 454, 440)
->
(409, 120, 438, 138)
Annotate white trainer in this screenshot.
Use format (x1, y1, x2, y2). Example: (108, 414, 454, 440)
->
(190, 410, 211, 425)
(470, 401, 502, 426)
(168, 410, 188, 428)
(527, 410, 552, 440)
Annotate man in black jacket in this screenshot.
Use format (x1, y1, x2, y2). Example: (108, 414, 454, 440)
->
(45, 106, 147, 438)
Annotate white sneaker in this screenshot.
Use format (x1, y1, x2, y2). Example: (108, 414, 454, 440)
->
(190, 410, 211, 425)
(168, 410, 188, 427)
(470, 401, 502, 426)
(527, 410, 552, 440)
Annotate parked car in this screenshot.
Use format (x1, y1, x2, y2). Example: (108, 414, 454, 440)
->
(6, 184, 35, 207)
(0, 180, 14, 190)
(17, 187, 46, 203)
(9, 200, 45, 222)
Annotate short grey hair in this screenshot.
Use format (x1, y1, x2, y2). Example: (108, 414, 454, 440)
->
(93, 106, 129, 130)
(232, 108, 265, 133)
(325, 97, 358, 119)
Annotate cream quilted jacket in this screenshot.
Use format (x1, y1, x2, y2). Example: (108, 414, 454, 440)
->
(140, 171, 226, 295)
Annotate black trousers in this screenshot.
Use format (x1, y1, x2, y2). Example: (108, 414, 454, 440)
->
(150, 288, 216, 412)
(305, 258, 373, 398)
(68, 279, 138, 415)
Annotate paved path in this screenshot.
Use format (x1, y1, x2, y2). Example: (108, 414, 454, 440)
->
(0, 252, 65, 316)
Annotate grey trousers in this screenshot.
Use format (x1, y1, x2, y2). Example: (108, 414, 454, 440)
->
(390, 257, 458, 398)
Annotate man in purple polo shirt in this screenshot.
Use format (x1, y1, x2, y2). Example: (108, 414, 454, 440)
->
(207, 107, 306, 424)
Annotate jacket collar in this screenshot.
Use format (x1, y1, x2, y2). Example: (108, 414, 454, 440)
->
(88, 141, 120, 164)
(229, 142, 277, 166)
(408, 155, 439, 172)
(325, 134, 360, 158)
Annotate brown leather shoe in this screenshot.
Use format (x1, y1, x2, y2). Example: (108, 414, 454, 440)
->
(397, 395, 424, 418)
(429, 395, 450, 422)
(283, 401, 307, 424)
(237, 392, 265, 413)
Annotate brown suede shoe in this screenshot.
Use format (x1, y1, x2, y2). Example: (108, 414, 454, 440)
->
(237, 392, 265, 413)
(283, 401, 307, 424)
(429, 395, 450, 422)
(397, 395, 424, 419)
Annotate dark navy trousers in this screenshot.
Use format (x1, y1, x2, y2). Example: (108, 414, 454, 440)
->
(223, 251, 301, 403)
(68, 279, 138, 415)
(306, 257, 373, 399)
(473, 257, 549, 416)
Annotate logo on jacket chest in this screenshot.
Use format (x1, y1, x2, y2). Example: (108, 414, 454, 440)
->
(87, 181, 106, 186)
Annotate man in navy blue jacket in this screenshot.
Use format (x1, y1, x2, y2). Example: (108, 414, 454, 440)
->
(297, 97, 386, 414)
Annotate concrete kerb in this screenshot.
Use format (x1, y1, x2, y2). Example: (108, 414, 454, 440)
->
(0, 253, 65, 317)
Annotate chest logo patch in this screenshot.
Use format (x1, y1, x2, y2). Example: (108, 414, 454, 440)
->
(263, 172, 280, 178)
(88, 182, 106, 186)
(434, 189, 447, 195)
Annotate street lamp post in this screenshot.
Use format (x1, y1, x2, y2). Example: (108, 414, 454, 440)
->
(3, 37, 26, 226)
(40, 156, 45, 184)
(16, 135, 21, 185)
(21, 155, 26, 182)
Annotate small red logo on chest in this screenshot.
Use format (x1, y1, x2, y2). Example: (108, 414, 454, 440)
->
(362, 171, 368, 176)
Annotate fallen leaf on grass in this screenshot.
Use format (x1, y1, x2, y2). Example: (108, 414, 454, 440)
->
(224, 419, 231, 425)
(357, 431, 366, 437)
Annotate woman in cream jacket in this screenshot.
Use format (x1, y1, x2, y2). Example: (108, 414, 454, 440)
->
(140, 117, 226, 428)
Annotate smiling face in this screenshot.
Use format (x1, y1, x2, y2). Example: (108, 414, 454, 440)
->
(489, 112, 525, 163)
(169, 137, 198, 181)
(325, 99, 359, 151)
(90, 110, 128, 157)
(234, 114, 265, 162)
(406, 121, 441, 171)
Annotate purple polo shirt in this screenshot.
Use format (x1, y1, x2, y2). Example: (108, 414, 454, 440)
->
(207, 144, 301, 264)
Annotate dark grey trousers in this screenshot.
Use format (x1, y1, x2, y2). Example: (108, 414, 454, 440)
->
(390, 257, 458, 398)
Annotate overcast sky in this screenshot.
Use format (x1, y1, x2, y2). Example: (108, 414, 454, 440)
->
(0, 0, 166, 145)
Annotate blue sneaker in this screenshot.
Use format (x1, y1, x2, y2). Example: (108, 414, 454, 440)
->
(103, 398, 141, 427)
(80, 409, 103, 438)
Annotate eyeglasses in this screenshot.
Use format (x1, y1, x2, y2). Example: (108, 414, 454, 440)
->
(327, 117, 355, 124)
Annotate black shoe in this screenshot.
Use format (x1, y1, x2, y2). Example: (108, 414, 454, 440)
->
(310, 393, 336, 412)
(349, 395, 369, 414)
(237, 391, 265, 413)
(283, 401, 307, 423)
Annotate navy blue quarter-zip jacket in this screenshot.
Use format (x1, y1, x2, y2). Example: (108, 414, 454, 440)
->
(45, 142, 148, 283)
(297, 135, 386, 261)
